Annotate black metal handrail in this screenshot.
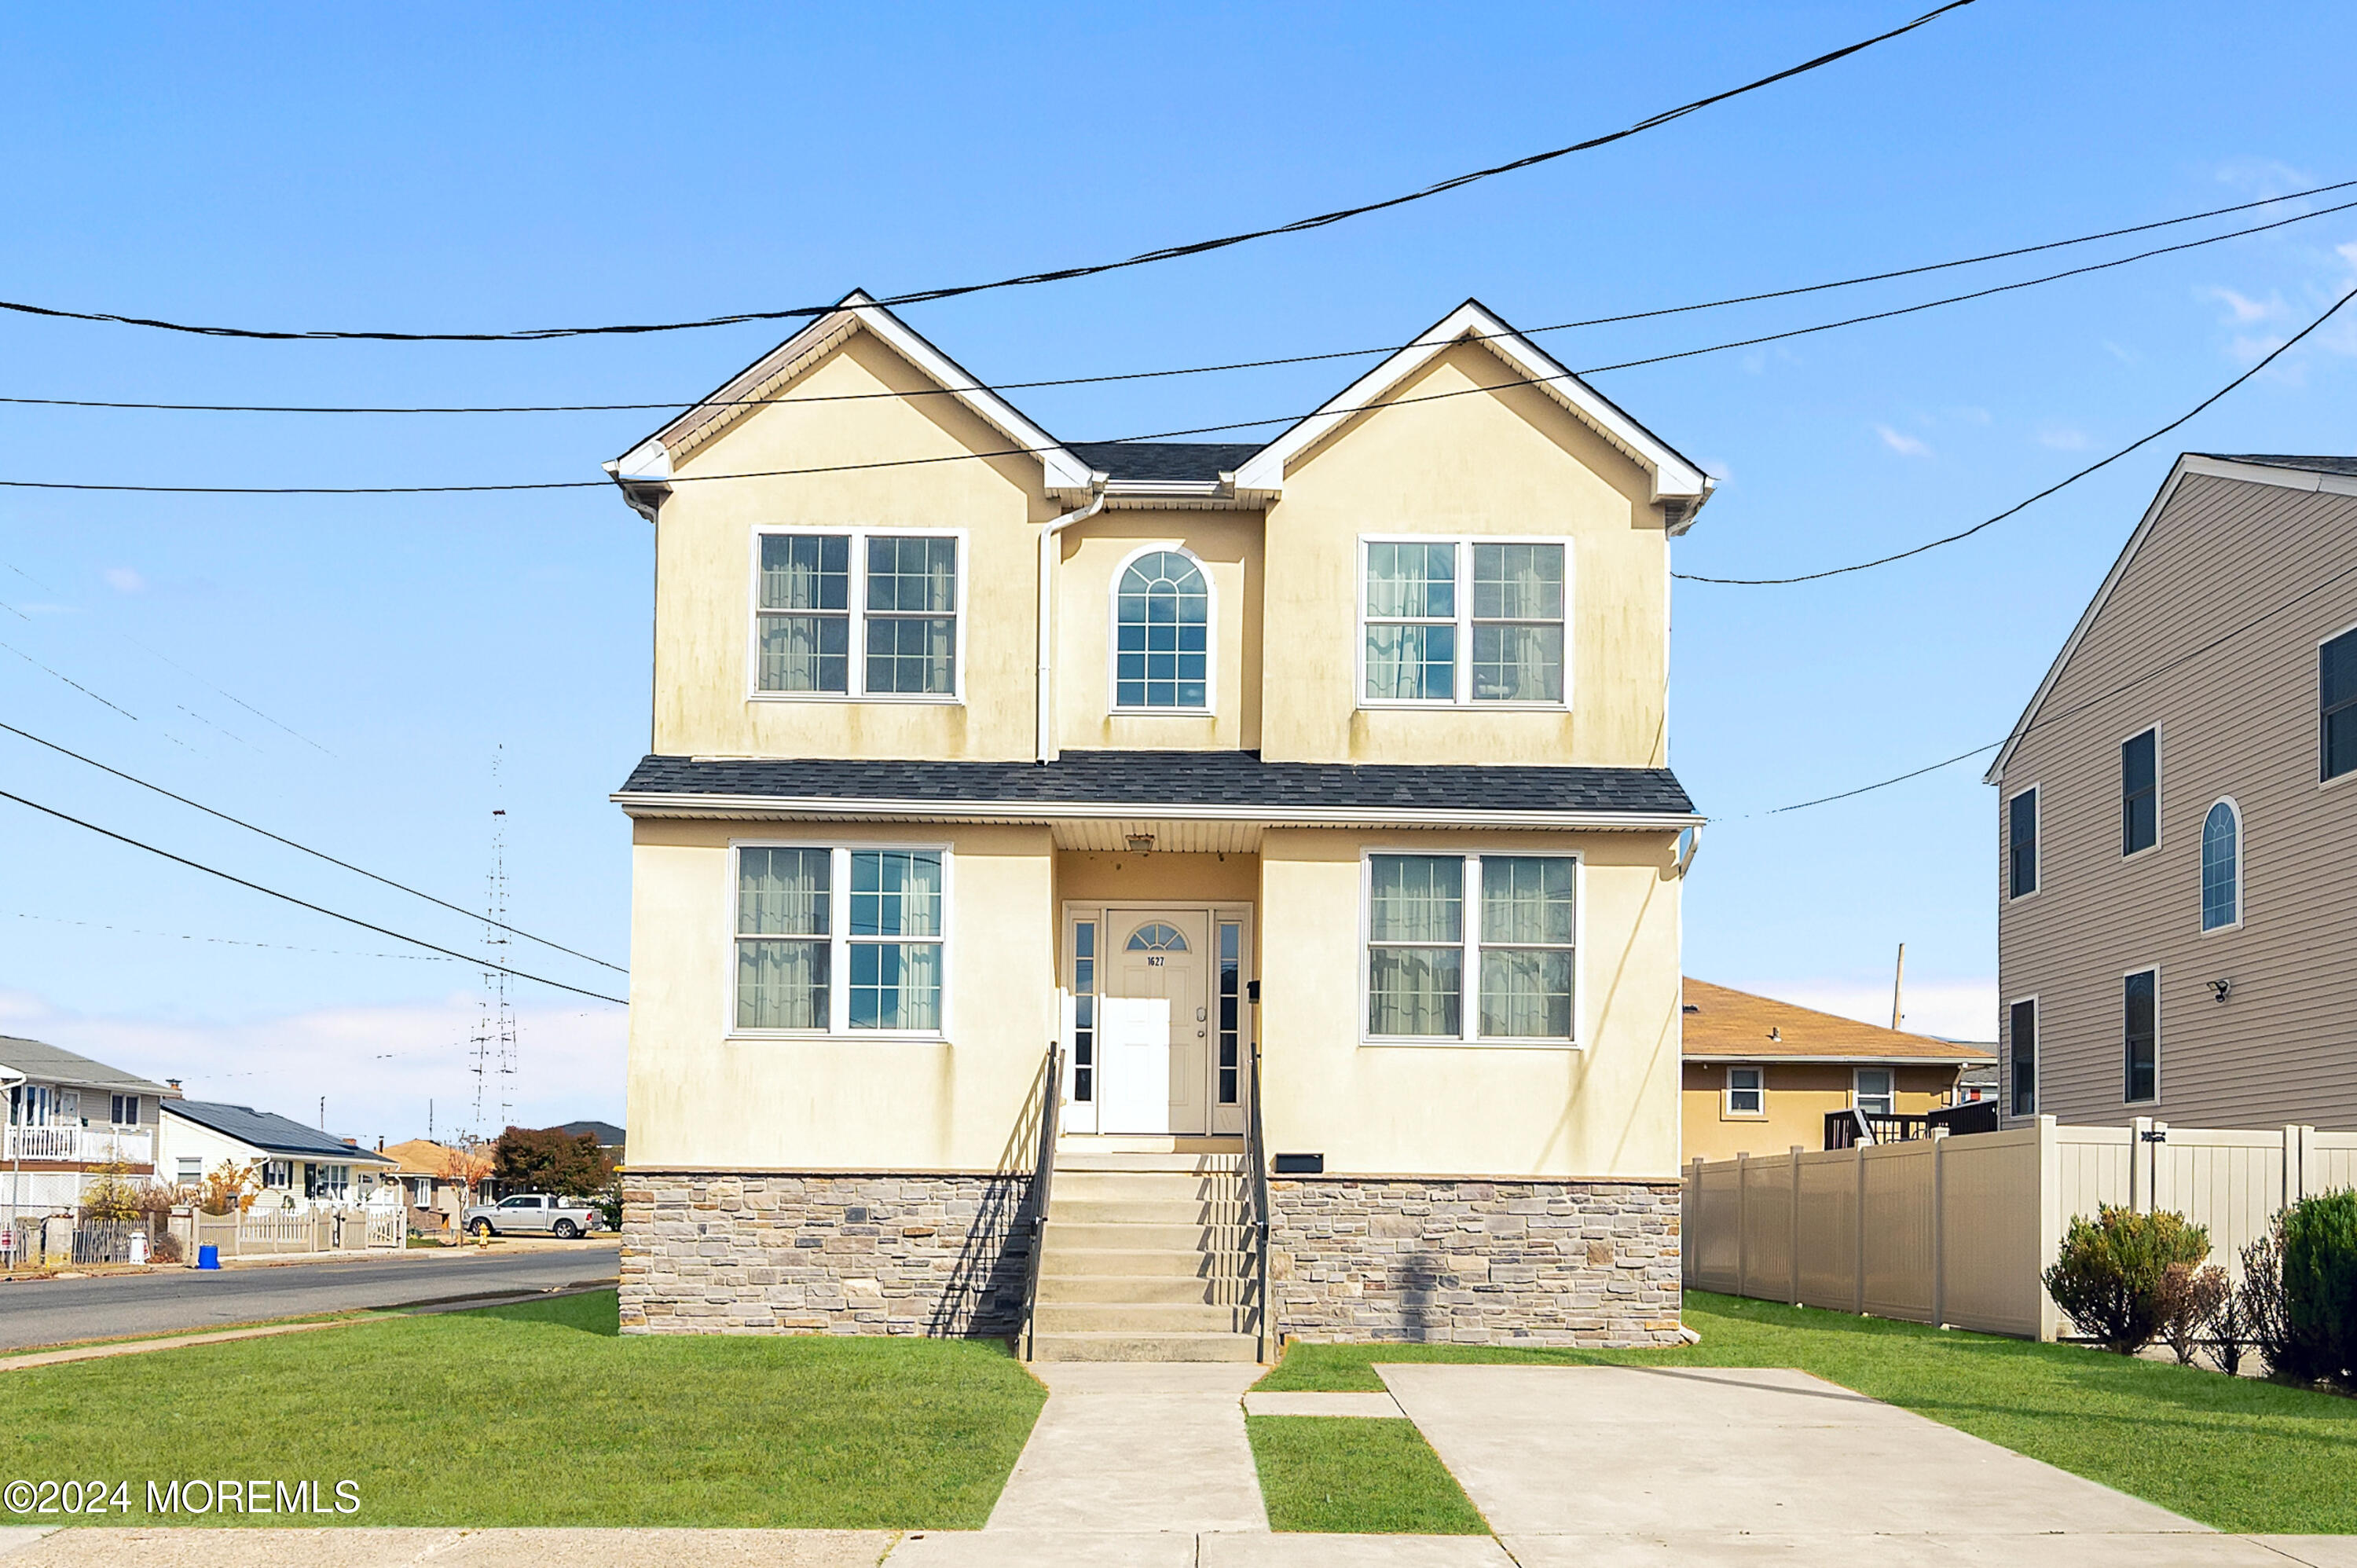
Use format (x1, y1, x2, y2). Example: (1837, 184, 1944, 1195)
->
(1019, 1037, 1064, 1360)
(1245, 991, 1272, 1364)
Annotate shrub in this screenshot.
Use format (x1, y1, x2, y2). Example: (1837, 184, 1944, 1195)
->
(2157, 1262, 2228, 1366)
(2043, 1205, 2212, 1354)
(2282, 1188, 2357, 1390)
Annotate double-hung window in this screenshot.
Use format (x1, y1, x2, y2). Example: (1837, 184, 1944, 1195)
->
(2323, 627, 2357, 782)
(1365, 852, 1576, 1042)
(1725, 1065, 1764, 1116)
(2121, 728, 2157, 855)
(2124, 968, 2158, 1103)
(2007, 788, 2038, 898)
(2008, 998, 2037, 1116)
(754, 529, 961, 698)
(109, 1094, 140, 1126)
(1362, 539, 1568, 705)
(735, 844, 947, 1035)
(1853, 1068, 1895, 1119)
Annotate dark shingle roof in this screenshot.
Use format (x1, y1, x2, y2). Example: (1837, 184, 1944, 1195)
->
(559, 1119, 626, 1147)
(0, 1037, 169, 1095)
(2200, 454, 2357, 478)
(163, 1100, 395, 1164)
(618, 750, 1695, 817)
(1066, 441, 1267, 484)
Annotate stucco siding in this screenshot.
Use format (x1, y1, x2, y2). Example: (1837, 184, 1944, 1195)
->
(1996, 471, 2357, 1129)
(1679, 1062, 1963, 1163)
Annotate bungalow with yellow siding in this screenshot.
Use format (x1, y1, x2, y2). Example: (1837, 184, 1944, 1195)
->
(606, 293, 1714, 1357)
(1680, 978, 1993, 1162)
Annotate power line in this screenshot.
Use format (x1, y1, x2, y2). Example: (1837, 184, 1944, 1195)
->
(9, 909, 456, 962)
(0, 784, 628, 1005)
(0, 3, 1975, 344)
(1754, 551, 2357, 816)
(1675, 284, 2357, 586)
(0, 719, 628, 974)
(7, 175, 2350, 416)
(9, 207, 2353, 504)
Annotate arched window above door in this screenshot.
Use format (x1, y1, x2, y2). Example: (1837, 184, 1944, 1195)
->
(1114, 549, 1211, 710)
(1125, 921, 1190, 953)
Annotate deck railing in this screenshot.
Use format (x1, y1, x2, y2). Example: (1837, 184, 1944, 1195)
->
(2, 1125, 154, 1165)
(1018, 1038, 1064, 1359)
(1245, 985, 1272, 1363)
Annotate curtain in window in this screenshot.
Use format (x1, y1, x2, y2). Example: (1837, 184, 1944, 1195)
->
(1478, 856, 1574, 1038)
(1116, 551, 1211, 708)
(758, 536, 851, 692)
(849, 851, 943, 1030)
(1369, 855, 1463, 1035)
(2201, 802, 2238, 930)
(864, 537, 958, 694)
(738, 848, 831, 1029)
(1470, 544, 1564, 702)
(1365, 624, 1455, 701)
(1365, 544, 1457, 701)
(1365, 544, 1456, 617)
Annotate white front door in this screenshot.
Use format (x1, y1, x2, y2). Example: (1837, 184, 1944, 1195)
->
(1097, 910, 1210, 1135)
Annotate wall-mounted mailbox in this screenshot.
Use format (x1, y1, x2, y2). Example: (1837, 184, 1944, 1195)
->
(1272, 1152, 1324, 1174)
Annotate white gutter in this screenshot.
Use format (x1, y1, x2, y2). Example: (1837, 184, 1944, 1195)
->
(1036, 488, 1107, 762)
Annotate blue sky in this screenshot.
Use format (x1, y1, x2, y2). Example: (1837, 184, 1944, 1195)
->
(3, 2, 2352, 1139)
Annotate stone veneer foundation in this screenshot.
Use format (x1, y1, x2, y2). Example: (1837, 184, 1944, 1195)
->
(619, 1171, 1033, 1336)
(1268, 1176, 1682, 1346)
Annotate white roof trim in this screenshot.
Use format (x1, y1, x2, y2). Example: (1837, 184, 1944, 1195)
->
(1230, 299, 1713, 524)
(606, 290, 1094, 498)
(612, 790, 1700, 833)
(1983, 455, 2354, 783)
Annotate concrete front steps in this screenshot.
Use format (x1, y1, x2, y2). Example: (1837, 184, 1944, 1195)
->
(1026, 1150, 1262, 1364)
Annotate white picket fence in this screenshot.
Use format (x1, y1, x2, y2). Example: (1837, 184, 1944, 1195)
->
(1683, 1116, 2357, 1340)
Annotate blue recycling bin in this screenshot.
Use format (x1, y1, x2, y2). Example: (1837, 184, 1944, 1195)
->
(196, 1244, 220, 1270)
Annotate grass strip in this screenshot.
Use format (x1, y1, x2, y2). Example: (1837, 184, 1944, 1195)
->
(1255, 1290, 2357, 1533)
(1, 1290, 1045, 1528)
(1248, 1415, 1488, 1534)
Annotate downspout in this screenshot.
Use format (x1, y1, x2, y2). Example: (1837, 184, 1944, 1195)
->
(1036, 488, 1107, 763)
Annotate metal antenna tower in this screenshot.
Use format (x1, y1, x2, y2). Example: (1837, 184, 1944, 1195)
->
(467, 749, 520, 1138)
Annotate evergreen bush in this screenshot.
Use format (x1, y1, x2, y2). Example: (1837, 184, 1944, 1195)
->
(2282, 1188, 2357, 1390)
(2043, 1205, 2211, 1354)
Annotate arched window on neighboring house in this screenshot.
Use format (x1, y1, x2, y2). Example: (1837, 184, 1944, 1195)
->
(1114, 550, 1211, 709)
(2201, 798, 2241, 932)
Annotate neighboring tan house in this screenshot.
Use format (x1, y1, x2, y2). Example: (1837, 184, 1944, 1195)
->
(1679, 980, 1992, 1161)
(606, 292, 1714, 1355)
(1989, 454, 2357, 1129)
(159, 1101, 397, 1208)
(379, 1138, 477, 1232)
(0, 1036, 172, 1218)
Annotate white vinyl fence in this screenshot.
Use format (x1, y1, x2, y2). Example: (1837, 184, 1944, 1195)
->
(1684, 1116, 2357, 1340)
(182, 1206, 400, 1259)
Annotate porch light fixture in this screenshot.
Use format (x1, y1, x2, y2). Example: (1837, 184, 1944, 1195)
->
(2209, 978, 2233, 1003)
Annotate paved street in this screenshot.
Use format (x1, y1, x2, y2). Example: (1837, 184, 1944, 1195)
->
(0, 1244, 617, 1350)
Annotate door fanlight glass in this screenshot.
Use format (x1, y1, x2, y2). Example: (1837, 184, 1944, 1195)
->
(1125, 922, 1190, 953)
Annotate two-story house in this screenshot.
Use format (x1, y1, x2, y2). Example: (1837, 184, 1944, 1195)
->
(607, 293, 1712, 1354)
(2, 1035, 171, 1218)
(1989, 453, 2357, 1130)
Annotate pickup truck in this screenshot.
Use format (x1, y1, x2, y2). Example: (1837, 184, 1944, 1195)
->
(462, 1192, 600, 1240)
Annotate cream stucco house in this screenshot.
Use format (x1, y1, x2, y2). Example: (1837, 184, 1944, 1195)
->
(607, 293, 1710, 1355)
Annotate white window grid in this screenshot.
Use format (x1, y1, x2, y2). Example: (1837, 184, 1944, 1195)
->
(746, 526, 967, 703)
(1725, 1065, 1765, 1116)
(1358, 848, 1583, 1046)
(728, 840, 953, 1039)
(1853, 1068, 1896, 1118)
(1357, 536, 1574, 709)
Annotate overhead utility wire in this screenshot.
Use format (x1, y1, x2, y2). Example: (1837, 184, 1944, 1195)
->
(0, 786, 629, 1006)
(0, 3, 1974, 343)
(8, 175, 2348, 416)
(0, 718, 628, 975)
(1755, 553, 2357, 817)
(6, 206, 2352, 500)
(1675, 282, 2357, 585)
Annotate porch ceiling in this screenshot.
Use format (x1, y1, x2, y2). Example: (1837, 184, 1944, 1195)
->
(1050, 817, 1263, 853)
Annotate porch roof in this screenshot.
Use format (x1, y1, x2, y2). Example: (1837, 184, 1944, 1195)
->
(614, 750, 1699, 841)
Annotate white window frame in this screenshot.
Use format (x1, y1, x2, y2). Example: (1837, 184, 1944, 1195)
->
(727, 838, 955, 1042)
(2200, 796, 2244, 935)
(1724, 1064, 1765, 1118)
(2321, 620, 2357, 789)
(2007, 995, 2038, 1119)
(110, 1094, 140, 1127)
(1357, 845, 1585, 1049)
(2124, 963, 2161, 1105)
(2005, 785, 2040, 901)
(1853, 1067, 1896, 1118)
(261, 1159, 293, 1189)
(1355, 536, 1574, 711)
(1105, 541, 1218, 716)
(2119, 724, 2161, 859)
(746, 526, 968, 705)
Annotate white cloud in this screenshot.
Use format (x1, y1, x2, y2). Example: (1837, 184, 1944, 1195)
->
(1700, 459, 1732, 483)
(2231, 332, 2292, 366)
(2212, 159, 2315, 197)
(2102, 341, 2139, 365)
(1733, 978, 1998, 1044)
(0, 988, 625, 1145)
(1874, 424, 1931, 458)
(2036, 425, 2090, 451)
(2205, 287, 2284, 324)
(101, 567, 145, 595)
(2338, 241, 2357, 272)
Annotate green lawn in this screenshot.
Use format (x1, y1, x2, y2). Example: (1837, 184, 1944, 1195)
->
(1257, 1290, 2357, 1534)
(2, 1291, 1044, 1528)
(1248, 1416, 1487, 1534)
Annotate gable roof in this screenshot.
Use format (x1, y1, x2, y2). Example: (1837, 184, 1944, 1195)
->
(0, 1036, 169, 1095)
(1066, 442, 1266, 485)
(163, 1099, 397, 1166)
(605, 289, 1094, 502)
(1681, 979, 1992, 1064)
(1984, 452, 2357, 784)
(1230, 299, 1714, 530)
(559, 1119, 626, 1147)
(380, 1138, 460, 1176)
